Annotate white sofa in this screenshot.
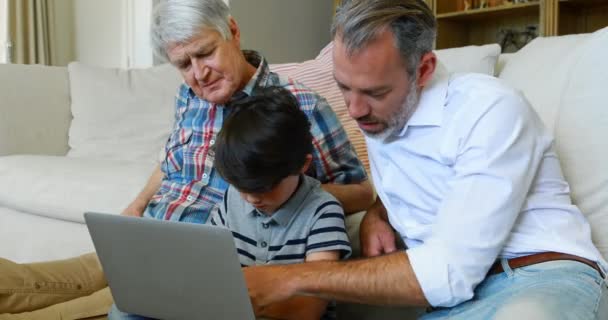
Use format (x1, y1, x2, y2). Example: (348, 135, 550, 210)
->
(1, 28, 607, 319)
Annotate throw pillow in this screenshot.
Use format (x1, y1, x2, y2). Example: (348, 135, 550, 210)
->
(67, 62, 183, 164)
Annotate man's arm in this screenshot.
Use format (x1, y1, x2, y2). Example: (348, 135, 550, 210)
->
(255, 251, 339, 320)
(244, 251, 429, 310)
(121, 164, 164, 217)
(322, 180, 374, 214)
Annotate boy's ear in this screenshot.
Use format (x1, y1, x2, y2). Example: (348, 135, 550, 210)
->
(299, 154, 313, 174)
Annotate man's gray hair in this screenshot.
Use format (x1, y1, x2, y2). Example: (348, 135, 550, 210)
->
(151, 0, 232, 61)
(331, 0, 437, 75)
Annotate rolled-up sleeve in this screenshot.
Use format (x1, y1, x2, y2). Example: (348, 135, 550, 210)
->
(406, 92, 549, 307)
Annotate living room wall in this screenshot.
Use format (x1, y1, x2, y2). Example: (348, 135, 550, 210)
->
(230, 0, 334, 63)
(30, 0, 331, 68)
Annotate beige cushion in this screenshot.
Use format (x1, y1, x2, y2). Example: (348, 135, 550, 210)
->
(554, 28, 608, 260)
(498, 32, 590, 132)
(0, 155, 155, 223)
(67, 62, 183, 164)
(500, 27, 608, 260)
(0, 64, 71, 156)
(271, 42, 501, 175)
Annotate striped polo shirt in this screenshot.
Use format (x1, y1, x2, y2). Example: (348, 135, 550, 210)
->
(209, 175, 352, 266)
(209, 175, 350, 319)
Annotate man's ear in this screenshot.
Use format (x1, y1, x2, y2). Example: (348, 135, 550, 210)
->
(229, 17, 240, 44)
(299, 154, 314, 174)
(416, 51, 437, 89)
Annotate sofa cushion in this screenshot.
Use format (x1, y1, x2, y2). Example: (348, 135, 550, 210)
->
(498, 32, 590, 132)
(67, 62, 183, 164)
(0, 64, 71, 156)
(434, 44, 501, 76)
(0, 155, 154, 223)
(270, 42, 501, 174)
(553, 27, 608, 260)
(499, 27, 608, 260)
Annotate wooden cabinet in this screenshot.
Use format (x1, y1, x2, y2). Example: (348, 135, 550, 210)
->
(431, 0, 608, 51)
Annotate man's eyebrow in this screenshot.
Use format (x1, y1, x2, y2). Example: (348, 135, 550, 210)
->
(334, 76, 390, 94)
(361, 86, 391, 95)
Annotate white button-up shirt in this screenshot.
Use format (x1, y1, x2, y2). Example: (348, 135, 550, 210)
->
(366, 64, 608, 307)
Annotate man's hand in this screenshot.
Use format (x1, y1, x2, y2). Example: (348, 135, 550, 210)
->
(121, 200, 146, 217)
(360, 200, 397, 257)
(243, 264, 298, 313)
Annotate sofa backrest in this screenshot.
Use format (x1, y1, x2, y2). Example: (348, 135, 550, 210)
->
(0, 64, 71, 156)
(499, 28, 608, 260)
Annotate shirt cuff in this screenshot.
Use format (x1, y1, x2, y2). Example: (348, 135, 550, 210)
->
(407, 244, 456, 307)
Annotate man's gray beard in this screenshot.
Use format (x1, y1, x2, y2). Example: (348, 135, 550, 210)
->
(363, 86, 419, 142)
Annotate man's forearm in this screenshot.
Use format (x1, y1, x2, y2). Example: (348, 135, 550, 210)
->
(293, 252, 429, 306)
(322, 180, 374, 214)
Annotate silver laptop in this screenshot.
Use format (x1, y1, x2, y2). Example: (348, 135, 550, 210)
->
(84, 212, 256, 320)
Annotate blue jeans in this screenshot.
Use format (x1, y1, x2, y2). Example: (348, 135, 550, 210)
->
(420, 260, 608, 320)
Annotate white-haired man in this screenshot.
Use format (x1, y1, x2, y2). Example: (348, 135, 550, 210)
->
(0, 1, 373, 319)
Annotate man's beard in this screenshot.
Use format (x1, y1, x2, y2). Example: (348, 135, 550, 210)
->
(361, 85, 419, 141)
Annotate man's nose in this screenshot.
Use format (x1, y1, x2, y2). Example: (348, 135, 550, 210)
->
(347, 93, 369, 120)
(192, 58, 210, 82)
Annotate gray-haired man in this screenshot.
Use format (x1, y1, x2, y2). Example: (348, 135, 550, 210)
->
(243, 1, 608, 319)
(0, 0, 373, 319)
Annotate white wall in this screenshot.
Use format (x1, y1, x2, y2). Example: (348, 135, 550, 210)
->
(74, 0, 126, 68)
(73, 0, 154, 68)
(230, 0, 334, 63)
(0, 0, 7, 63)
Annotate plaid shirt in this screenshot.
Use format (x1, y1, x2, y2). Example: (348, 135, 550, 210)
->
(144, 51, 367, 223)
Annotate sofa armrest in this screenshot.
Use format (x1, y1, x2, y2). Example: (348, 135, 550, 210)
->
(0, 64, 71, 156)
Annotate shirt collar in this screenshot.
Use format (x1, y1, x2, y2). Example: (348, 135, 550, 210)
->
(247, 175, 318, 226)
(186, 50, 270, 101)
(397, 62, 450, 136)
(239, 50, 270, 97)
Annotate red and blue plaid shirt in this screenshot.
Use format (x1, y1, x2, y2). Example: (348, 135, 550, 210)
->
(145, 51, 367, 223)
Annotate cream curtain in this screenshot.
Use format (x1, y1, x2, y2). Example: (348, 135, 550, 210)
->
(8, 0, 56, 65)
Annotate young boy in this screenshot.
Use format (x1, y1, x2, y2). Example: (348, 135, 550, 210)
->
(109, 87, 351, 320)
(210, 86, 351, 320)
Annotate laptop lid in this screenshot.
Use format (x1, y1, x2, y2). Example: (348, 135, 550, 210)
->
(84, 212, 255, 320)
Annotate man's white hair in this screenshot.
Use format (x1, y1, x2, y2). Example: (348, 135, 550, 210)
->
(151, 0, 232, 62)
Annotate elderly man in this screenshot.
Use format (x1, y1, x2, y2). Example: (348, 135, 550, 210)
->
(0, 0, 372, 319)
(243, 1, 608, 319)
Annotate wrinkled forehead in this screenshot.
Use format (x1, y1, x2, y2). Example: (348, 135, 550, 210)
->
(165, 28, 223, 60)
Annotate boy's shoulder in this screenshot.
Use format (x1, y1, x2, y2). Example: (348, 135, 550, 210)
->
(298, 175, 343, 216)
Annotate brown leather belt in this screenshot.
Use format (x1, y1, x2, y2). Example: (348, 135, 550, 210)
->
(488, 252, 604, 278)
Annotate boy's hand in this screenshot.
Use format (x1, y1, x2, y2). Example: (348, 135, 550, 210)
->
(360, 205, 397, 257)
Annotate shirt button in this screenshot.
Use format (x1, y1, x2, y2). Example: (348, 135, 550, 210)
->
(262, 223, 269, 229)
(202, 173, 208, 178)
(186, 196, 193, 201)
(261, 241, 267, 248)
(210, 139, 216, 146)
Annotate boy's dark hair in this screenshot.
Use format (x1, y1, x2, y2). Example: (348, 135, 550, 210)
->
(214, 86, 313, 193)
